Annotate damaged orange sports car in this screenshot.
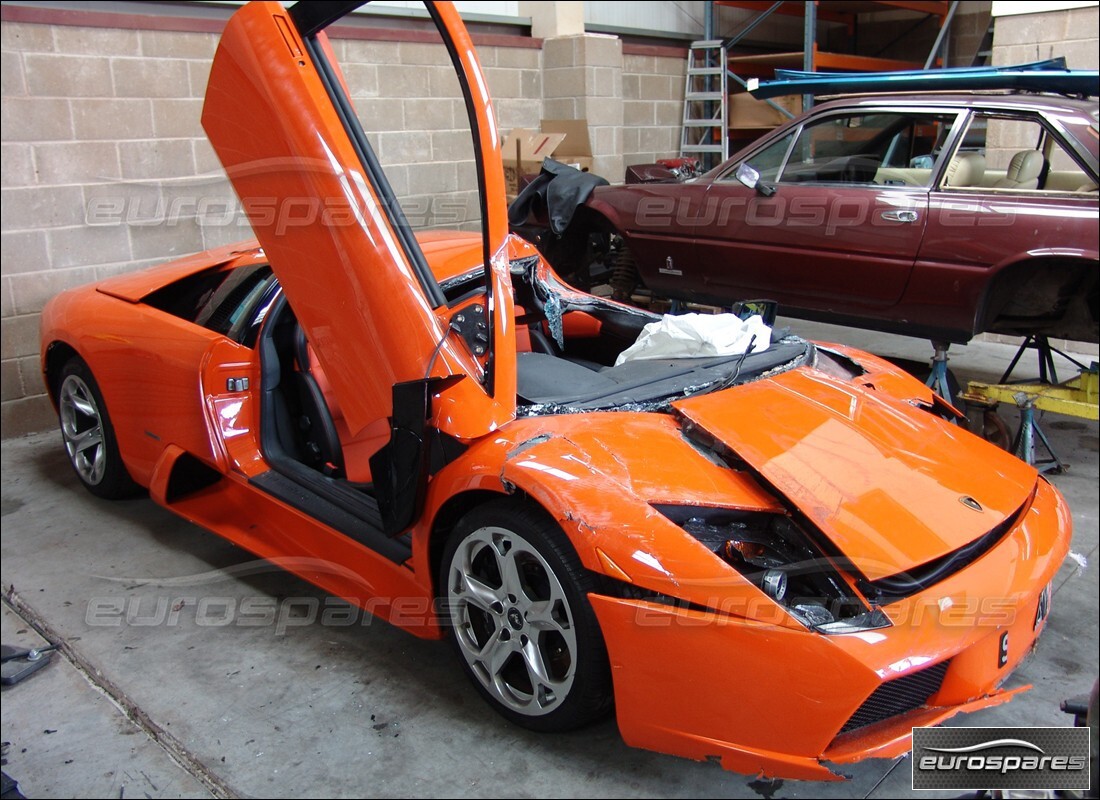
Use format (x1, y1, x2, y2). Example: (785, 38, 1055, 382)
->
(39, 0, 1070, 781)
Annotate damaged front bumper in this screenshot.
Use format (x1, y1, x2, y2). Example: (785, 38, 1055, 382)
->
(587, 479, 1069, 781)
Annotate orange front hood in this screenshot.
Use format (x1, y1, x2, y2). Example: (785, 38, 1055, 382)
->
(672, 366, 1038, 581)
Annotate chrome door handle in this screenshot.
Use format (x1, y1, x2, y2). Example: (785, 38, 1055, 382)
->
(881, 209, 919, 223)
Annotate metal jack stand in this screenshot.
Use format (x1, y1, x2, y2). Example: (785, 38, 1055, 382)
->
(925, 340, 954, 405)
(962, 364, 1097, 472)
(1011, 394, 1066, 474)
(999, 334, 1088, 385)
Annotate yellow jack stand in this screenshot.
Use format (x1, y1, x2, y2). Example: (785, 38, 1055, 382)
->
(960, 365, 1098, 474)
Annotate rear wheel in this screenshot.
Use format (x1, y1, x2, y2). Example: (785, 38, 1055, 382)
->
(57, 357, 138, 499)
(440, 499, 612, 732)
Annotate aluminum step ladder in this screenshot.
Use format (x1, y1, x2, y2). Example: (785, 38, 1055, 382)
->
(681, 40, 728, 170)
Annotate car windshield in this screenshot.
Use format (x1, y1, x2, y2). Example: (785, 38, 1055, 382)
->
(453, 261, 816, 414)
(302, 2, 817, 415)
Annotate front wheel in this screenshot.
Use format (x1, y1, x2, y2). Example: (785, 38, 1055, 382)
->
(57, 357, 138, 499)
(440, 499, 612, 732)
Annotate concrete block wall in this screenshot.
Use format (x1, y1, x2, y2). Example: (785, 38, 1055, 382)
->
(2, 22, 229, 437)
(1, 17, 548, 437)
(542, 33, 625, 180)
(622, 52, 686, 167)
(947, 2, 994, 68)
(541, 37, 687, 178)
(988, 5, 1099, 233)
(343, 37, 542, 232)
(991, 4, 1099, 70)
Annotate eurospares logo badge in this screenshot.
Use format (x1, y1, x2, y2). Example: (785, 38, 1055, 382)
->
(912, 727, 1090, 790)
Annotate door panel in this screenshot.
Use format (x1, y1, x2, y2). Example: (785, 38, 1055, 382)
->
(200, 337, 264, 477)
(202, 1, 514, 440)
(604, 182, 709, 297)
(95, 308, 225, 484)
(694, 181, 928, 307)
(687, 109, 964, 310)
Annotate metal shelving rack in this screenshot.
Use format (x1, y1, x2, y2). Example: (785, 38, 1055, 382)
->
(692, 1, 959, 158)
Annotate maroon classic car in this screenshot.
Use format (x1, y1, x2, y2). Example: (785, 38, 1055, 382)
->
(560, 93, 1099, 344)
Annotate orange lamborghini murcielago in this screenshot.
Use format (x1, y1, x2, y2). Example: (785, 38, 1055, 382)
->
(39, 0, 1071, 781)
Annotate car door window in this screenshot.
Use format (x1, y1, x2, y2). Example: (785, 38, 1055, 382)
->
(774, 112, 957, 187)
(721, 131, 795, 182)
(941, 112, 1096, 193)
(344, 37, 483, 234)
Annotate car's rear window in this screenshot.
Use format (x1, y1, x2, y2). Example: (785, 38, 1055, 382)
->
(194, 264, 273, 336)
(144, 263, 273, 340)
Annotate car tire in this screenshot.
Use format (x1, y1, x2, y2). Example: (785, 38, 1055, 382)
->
(440, 498, 613, 732)
(57, 357, 139, 499)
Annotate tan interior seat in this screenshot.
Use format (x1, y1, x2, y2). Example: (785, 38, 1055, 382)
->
(993, 150, 1044, 190)
(942, 152, 986, 188)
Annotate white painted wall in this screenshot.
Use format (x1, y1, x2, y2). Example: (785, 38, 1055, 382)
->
(585, 0, 706, 36)
(369, 1, 522, 18)
(991, 0, 1097, 16)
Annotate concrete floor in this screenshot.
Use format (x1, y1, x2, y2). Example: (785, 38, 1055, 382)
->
(2, 322, 1097, 799)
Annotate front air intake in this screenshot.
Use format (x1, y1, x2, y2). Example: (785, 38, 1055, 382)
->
(839, 659, 950, 734)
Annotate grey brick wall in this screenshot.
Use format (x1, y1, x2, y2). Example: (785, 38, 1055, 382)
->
(3, 23, 227, 436)
(977, 3, 1099, 355)
(1, 20, 546, 437)
(622, 53, 686, 167)
(543, 33, 626, 180)
(992, 4, 1099, 70)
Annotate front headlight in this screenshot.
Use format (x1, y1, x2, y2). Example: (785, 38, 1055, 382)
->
(654, 505, 891, 634)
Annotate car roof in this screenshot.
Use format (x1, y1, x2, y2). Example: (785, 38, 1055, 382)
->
(809, 92, 1099, 117)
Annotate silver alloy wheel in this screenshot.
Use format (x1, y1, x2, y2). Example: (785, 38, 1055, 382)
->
(59, 373, 106, 486)
(446, 525, 577, 716)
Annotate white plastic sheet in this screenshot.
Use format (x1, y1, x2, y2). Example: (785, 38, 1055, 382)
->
(614, 313, 771, 366)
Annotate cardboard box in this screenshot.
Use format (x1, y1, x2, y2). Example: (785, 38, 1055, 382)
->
(501, 119, 593, 197)
(540, 118, 593, 174)
(728, 92, 802, 130)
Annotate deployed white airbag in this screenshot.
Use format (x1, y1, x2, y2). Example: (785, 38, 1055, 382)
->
(614, 312, 771, 366)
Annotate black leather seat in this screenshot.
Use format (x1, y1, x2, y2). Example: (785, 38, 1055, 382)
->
(292, 324, 345, 477)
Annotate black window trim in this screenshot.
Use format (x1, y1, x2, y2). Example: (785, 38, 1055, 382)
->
(288, 0, 500, 396)
(939, 109, 1100, 193)
(775, 108, 966, 187)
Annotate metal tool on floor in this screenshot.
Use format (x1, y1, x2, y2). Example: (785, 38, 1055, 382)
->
(961, 363, 1099, 473)
(0, 642, 59, 686)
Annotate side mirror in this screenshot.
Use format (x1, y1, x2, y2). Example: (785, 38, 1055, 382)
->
(735, 162, 776, 197)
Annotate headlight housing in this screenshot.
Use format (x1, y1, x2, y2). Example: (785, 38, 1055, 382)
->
(654, 505, 890, 634)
